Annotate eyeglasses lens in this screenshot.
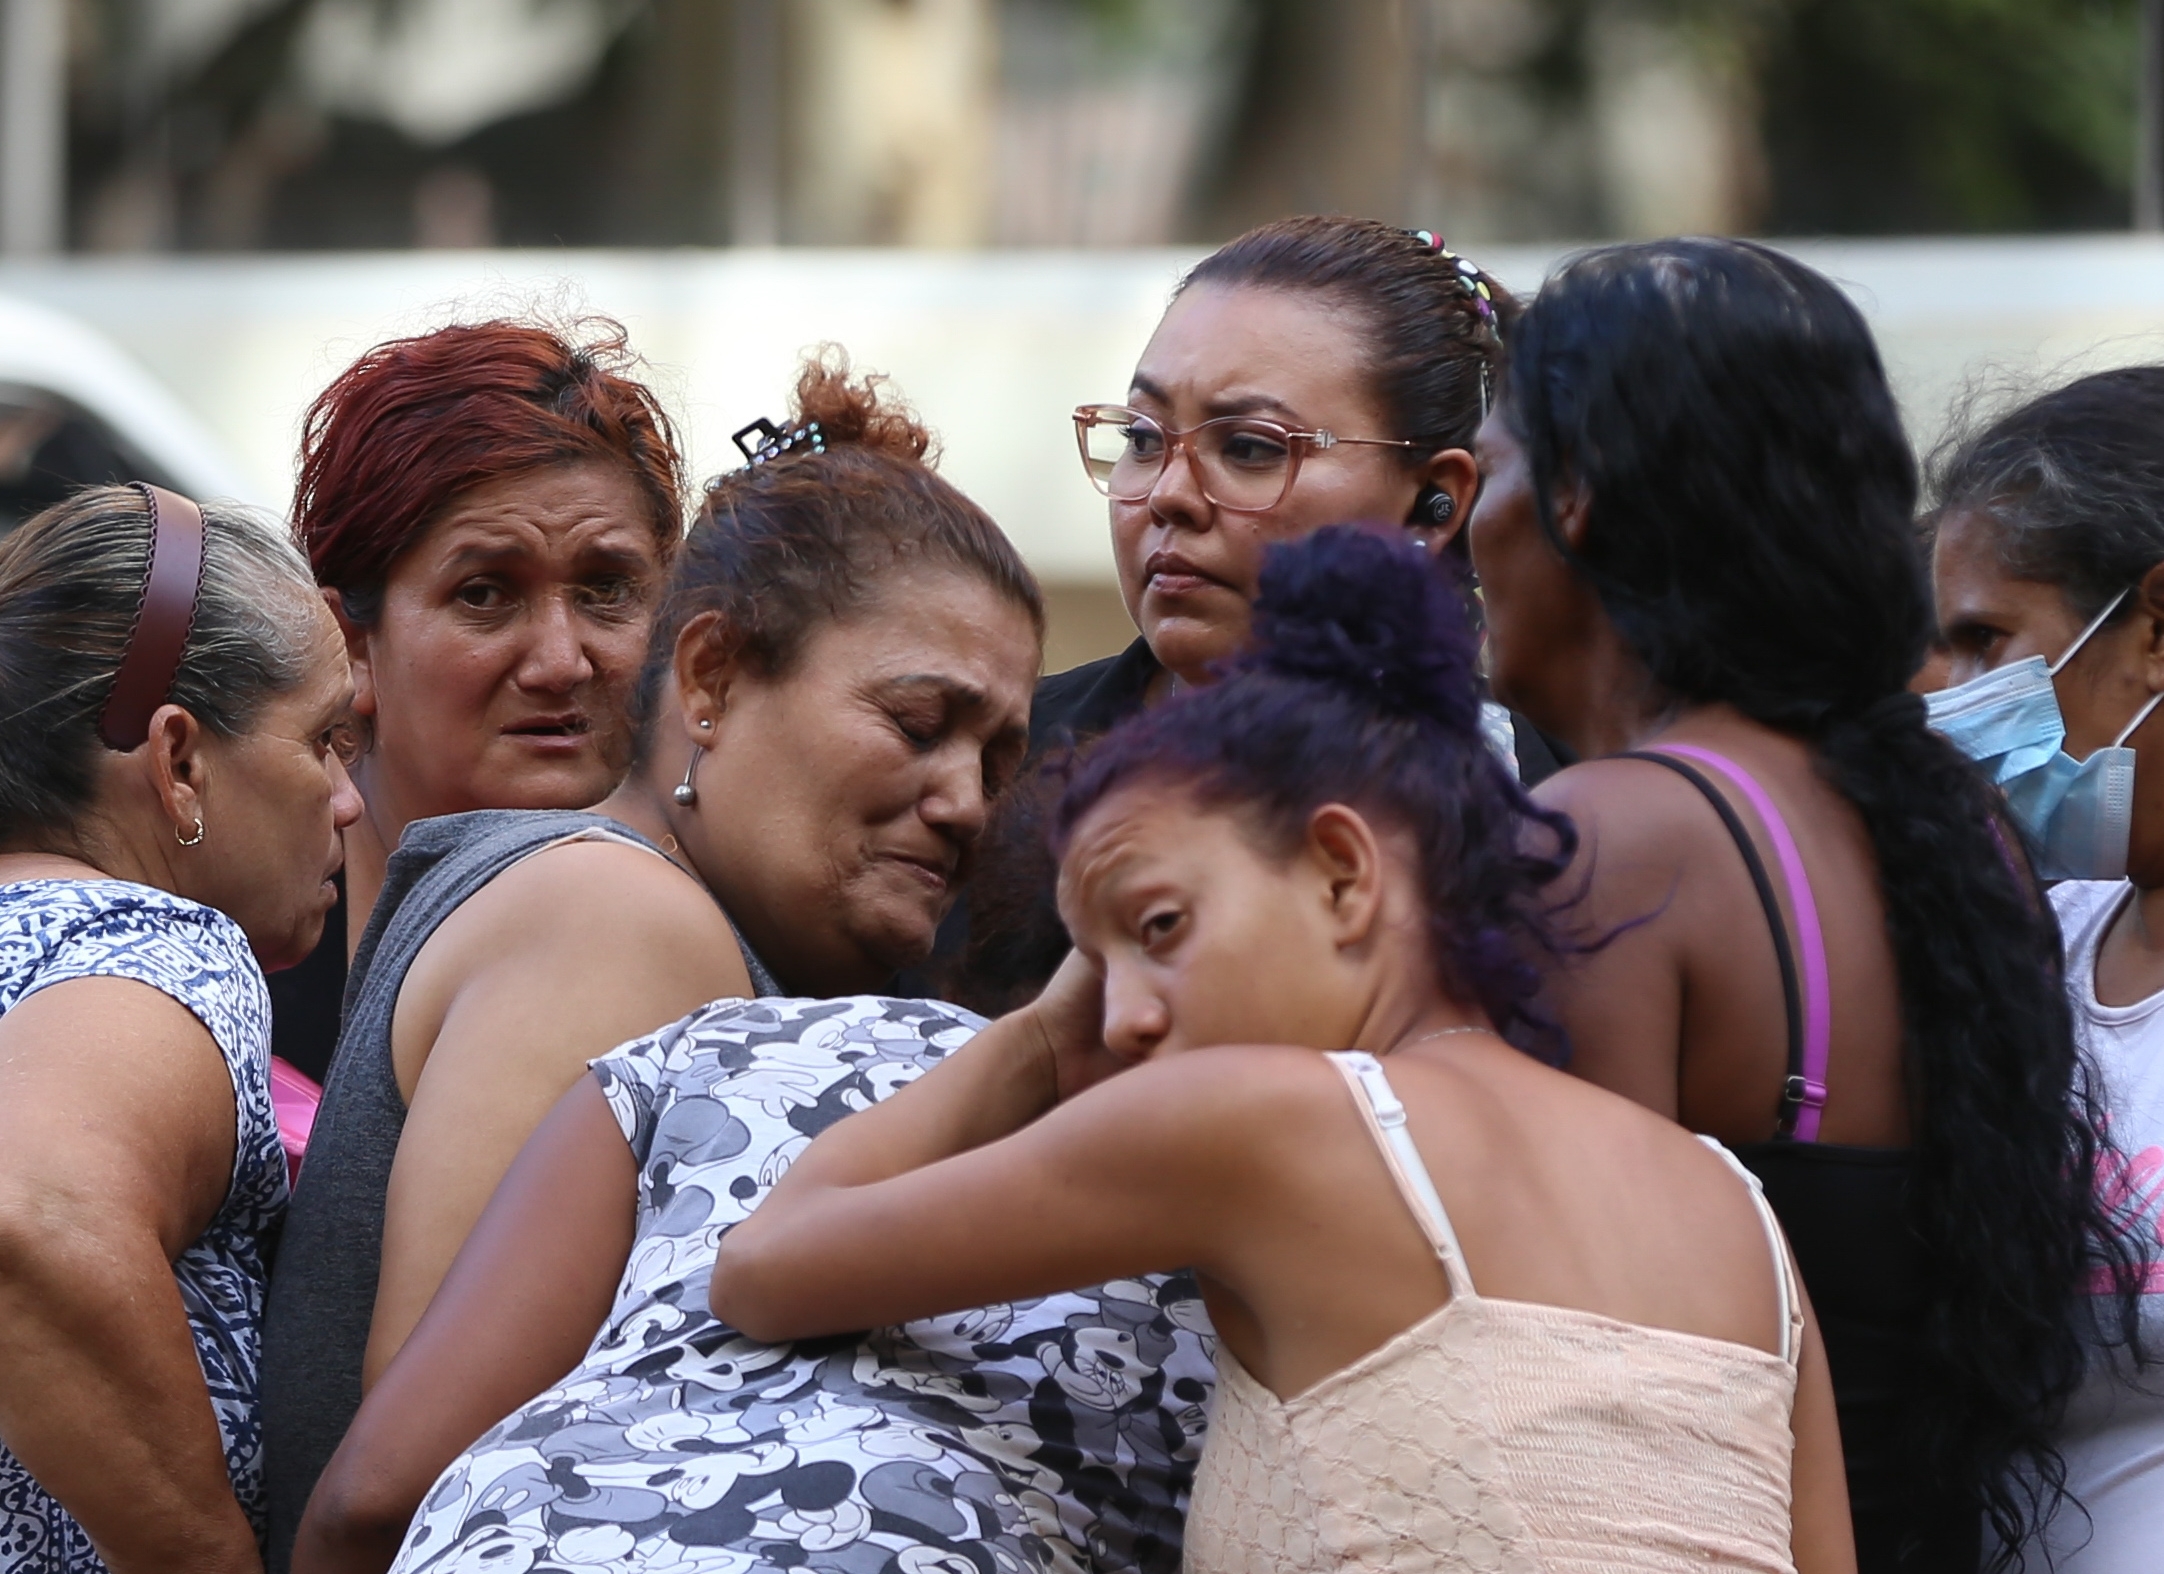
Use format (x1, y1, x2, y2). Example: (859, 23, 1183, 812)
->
(1080, 411, 1294, 510)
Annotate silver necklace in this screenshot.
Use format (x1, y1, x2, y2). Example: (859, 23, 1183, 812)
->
(1388, 1024, 1492, 1055)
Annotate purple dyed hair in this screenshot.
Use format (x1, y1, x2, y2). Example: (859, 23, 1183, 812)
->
(1052, 525, 1579, 1047)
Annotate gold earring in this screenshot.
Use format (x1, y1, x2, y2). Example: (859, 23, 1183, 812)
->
(176, 817, 205, 847)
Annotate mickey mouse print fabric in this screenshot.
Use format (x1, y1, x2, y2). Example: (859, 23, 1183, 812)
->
(390, 996, 1215, 1574)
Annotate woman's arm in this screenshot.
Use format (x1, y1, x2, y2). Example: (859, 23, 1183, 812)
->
(0, 977, 259, 1574)
(737, 949, 1121, 1207)
(711, 1023, 1299, 1343)
(365, 842, 749, 1384)
(294, 1075, 636, 1574)
(1789, 1283, 1857, 1574)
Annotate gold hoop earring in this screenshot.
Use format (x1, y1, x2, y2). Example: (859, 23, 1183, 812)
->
(176, 817, 205, 847)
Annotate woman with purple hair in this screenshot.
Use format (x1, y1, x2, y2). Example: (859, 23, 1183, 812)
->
(712, 526, 1854, 1573)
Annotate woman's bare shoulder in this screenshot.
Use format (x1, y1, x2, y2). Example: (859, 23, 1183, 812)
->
(1401, 1046, 1788, 1348)
(400, 835, 749, 1030)
(1534, 753, 1734, 847)
(442, 836, 737, 953)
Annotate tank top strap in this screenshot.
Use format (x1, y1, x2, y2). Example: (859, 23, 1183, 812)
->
(1695, 1135, 1805, 1367)
(1325, 1051, 1476, 1298)
(1631, 744, 1833, 1144)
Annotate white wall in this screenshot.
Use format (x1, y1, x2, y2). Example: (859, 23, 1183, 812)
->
(2, 235, 2161, 584)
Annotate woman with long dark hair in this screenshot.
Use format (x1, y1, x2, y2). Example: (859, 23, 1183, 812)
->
(1466, 237, 2139, 1571)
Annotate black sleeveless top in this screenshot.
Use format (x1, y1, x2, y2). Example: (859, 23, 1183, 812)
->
(1623, 751, 1980, 1574)
(259, 809, 779, 1569)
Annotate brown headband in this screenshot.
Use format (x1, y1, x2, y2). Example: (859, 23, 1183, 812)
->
(98, 483, 207, 751)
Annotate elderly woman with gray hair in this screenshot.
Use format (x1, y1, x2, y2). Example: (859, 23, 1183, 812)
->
(0, 484, 361, 1573)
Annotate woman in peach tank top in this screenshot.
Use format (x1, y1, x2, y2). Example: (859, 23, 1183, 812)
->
(711, 527, 1854, 1572)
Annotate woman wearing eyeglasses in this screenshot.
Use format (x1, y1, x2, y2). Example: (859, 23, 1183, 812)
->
(940, 216, 1554, 1009)
(1051, 217, 1533, 748)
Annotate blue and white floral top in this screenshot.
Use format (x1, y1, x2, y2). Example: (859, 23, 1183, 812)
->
(394, 996, 1217, 1574)
(0, 879, 287, 1574)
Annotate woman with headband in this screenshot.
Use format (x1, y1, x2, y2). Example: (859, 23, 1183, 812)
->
(943, 216, 1552, 1009)
(0, 484, 362, 1571)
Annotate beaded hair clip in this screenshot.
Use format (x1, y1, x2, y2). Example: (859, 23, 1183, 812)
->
(1409, 228, 1498, 417)
(1408, 229, 1497, 326)
(732, 416, 826, 466)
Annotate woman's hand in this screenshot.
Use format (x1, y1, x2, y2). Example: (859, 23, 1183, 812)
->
(1024, 949, 1128, 1102)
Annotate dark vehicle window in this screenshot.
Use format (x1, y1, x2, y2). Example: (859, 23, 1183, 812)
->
(0, 388, 177, 539)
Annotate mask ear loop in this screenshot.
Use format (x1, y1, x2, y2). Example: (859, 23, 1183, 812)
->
(2050, 588, 2133, 676)
(2115, 690, 2164, 748)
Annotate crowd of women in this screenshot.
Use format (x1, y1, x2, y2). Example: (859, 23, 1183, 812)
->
(0, 214, 2159, 1574)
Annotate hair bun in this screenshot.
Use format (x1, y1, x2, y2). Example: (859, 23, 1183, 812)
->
(789, 346, 937, 465)
(1248, 525, 1485, 735)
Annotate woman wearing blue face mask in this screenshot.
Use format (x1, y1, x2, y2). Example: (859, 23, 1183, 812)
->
(1928, 365, 2164, 1573)
(1928, 587, 2159, 882)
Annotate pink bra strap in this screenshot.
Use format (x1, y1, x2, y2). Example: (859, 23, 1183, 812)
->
(1656, 745, 1832, 1142)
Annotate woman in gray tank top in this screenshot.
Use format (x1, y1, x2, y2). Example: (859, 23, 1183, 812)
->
(263, 356, 1045, 1569)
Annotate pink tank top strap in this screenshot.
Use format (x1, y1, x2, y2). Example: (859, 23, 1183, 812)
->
(1325, 1051, 1477, 1298)
(1654, 743, 1833, 1143)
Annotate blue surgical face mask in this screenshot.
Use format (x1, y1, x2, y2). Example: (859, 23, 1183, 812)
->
(1927, 589, 2163, 880)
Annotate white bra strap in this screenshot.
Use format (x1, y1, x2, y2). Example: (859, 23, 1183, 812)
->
(1326, 1051, 1476, 1298)
(1695, 1135, 1802, 1366)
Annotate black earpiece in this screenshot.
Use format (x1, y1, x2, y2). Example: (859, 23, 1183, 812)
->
(1414, 488, 1456, 525)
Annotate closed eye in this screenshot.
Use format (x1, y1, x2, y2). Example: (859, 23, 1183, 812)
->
(892, 711, 941, 749)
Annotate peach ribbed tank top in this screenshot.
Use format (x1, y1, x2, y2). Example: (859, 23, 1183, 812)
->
(1185, 1051, 1804, 1574)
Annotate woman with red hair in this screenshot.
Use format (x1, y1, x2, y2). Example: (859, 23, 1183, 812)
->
(265, 319, 683, 1083)
(263, 355, 1043, 1573)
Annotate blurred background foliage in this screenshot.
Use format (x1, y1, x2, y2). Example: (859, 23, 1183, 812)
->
(54, 0, 2149, 252)
(1760, 0, 2137, 232)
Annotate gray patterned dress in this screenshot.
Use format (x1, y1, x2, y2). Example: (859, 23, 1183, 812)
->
(392, 996, 1216, 1574)
(0, 878, 286, 1573)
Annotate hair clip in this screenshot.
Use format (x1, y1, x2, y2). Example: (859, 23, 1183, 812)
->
(732, 417, 826, 466)
(1408, 229, 1498, 326)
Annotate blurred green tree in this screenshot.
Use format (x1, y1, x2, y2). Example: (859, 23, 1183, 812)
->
(1758, 0, 2138, 231)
